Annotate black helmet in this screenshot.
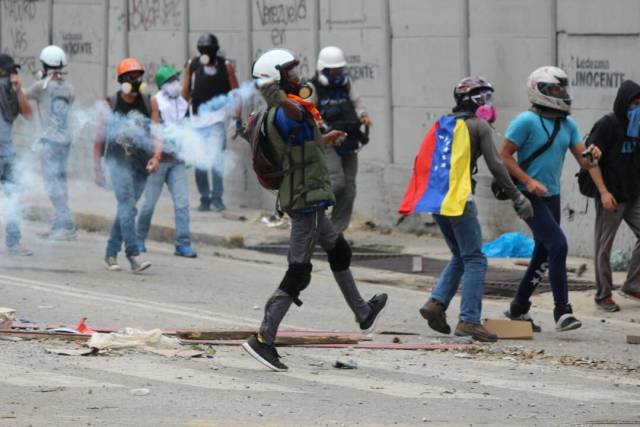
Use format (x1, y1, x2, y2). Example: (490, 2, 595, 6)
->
(197, 33, 219, 54)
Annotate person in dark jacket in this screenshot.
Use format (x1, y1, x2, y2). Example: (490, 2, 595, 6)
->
(586, 80, 640, 311)
(182, 33, 241, 212)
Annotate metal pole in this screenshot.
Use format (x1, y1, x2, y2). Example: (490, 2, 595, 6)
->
(0, 0, 3, 51)
(103, 0, 110, 98)
(381, 0, 393, 163)
(246, 0, 253, 76)
(124, 0, 130, 57)
(48, 0, 53, 44)
(184, 0, 190, 64)
(550, 0, 558, 65)
(461, 0, 470, 76)
(312, 0, 320, 66)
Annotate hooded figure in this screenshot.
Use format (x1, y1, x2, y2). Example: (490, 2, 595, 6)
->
(586, 80, 640, 311)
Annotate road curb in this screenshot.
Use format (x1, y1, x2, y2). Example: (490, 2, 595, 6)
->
(25, 205, 242, 248)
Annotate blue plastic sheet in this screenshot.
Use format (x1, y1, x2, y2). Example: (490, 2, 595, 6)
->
(482, 232, 534, 258)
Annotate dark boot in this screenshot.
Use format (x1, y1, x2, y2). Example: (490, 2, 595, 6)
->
(419, 298, 451, 335)
(504, 300, 542, 332)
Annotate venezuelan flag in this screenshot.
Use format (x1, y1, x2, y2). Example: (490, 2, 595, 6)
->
(398, 115, 472, 217)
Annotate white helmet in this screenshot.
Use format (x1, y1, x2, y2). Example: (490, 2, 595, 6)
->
(39, 45, 67, 69)
(527, 66, 571, 113)
(317, 46, 346, 71)
(252, 49, 297, 82)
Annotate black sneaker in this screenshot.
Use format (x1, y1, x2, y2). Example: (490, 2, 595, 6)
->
(211, 199, 226, 212)
(242, 334, 288, 372)
(554, 304, 582, 332)
(197, 203, 211, 212)
(504, 300, 542, 332)
(359, 293, 388, 333)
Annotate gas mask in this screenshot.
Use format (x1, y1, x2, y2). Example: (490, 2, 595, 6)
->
(161, 79, 182, 98)
(120, 74, 146, 95)
(471, 89, 497, 123)
(276, 61, 313, 99)
(198, 47, 219, 66)
(318, 67, 348, 87)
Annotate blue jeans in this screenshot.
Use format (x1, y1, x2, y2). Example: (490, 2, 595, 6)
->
(41, 141, 74, 231)
(194, 122, 225, 205)
(106, 159, 147, 257)
(137, 161, 191, 247)
(0, 155, 21, 247)
(513, 194, 569, 308)
(431, 201, 488, 324)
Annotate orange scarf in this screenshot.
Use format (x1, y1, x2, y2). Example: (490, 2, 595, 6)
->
(287, 94, 323, 124)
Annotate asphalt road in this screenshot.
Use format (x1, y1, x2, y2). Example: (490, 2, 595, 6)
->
(1, 223, 639, 427)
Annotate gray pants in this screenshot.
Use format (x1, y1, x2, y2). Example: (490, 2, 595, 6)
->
(594, 197, 640, 302)
(258, 209, 371, 345)
(41, 141, 74, 231)
(327, 148, 358, 234)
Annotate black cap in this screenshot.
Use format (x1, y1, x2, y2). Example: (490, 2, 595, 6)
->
(0, 54, 20, 72)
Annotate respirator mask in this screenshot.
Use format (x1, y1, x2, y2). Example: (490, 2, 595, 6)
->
(276, 60, 313, 99)
(119, 73, 146, 95)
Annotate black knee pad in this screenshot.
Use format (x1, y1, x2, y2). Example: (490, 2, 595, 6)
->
(278, 262, 312, 306)
(326, 234, 351, 272)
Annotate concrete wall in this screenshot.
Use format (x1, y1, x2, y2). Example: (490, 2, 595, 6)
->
(2, 0, 640, 255)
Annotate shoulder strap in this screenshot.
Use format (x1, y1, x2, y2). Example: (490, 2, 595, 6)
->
(141, 94, 152, 117)
(106, 95, 116, 110)
(520, 117, 562, 171)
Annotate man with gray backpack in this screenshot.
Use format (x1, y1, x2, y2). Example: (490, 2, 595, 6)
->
(241, 48, 387, 372)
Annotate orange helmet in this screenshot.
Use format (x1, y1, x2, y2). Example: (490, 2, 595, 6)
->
(117, 58, 144, 79)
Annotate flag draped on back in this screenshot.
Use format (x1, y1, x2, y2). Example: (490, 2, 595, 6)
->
(398, 115, 472, 217)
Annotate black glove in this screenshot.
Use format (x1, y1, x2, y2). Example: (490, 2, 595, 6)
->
(513, 193, 534, 219)
(231, 117, 243, 140)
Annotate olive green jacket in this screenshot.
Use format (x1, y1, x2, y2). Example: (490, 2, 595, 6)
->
(266, 107, 335, 212)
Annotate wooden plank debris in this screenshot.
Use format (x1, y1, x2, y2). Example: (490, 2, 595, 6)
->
(182, 334, 360, 346)
(176, 329, 370, 342)
(0, 330, 90, 342)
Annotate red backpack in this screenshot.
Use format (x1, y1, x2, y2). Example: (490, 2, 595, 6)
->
(241, 108, 298, 191)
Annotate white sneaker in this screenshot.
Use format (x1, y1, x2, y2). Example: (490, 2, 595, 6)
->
(127, 255, 151, 273)
(104, 256, 121, 271)
(7, 244, 33, 256)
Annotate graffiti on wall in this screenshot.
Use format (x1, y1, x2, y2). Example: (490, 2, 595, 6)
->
(567, 56, 626, 89)
(129, 0, 182, 31)
(344, 55, 377, 82)
(253, 0, 311, 77)
(61, 33, 93, 58)
(1, 0, 48, 77)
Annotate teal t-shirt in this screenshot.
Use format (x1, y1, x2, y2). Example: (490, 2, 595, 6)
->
(505, 111, 581, 196)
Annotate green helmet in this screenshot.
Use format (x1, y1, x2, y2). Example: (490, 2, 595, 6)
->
(155, 65, 180, 88)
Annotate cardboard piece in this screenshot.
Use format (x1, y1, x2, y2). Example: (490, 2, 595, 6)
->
(627, 335, 640, 345)
(483, 319, 533, 340)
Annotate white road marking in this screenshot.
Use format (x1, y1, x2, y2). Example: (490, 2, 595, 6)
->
(319, 354, 640, 404)
(0, 274, 258, 327)
(71, 357, 303, 393)
(212, 353, 494, 400)
(0, 361, 124, 389)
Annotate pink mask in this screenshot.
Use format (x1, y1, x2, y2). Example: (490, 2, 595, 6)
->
(476, 104, 497, 123)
